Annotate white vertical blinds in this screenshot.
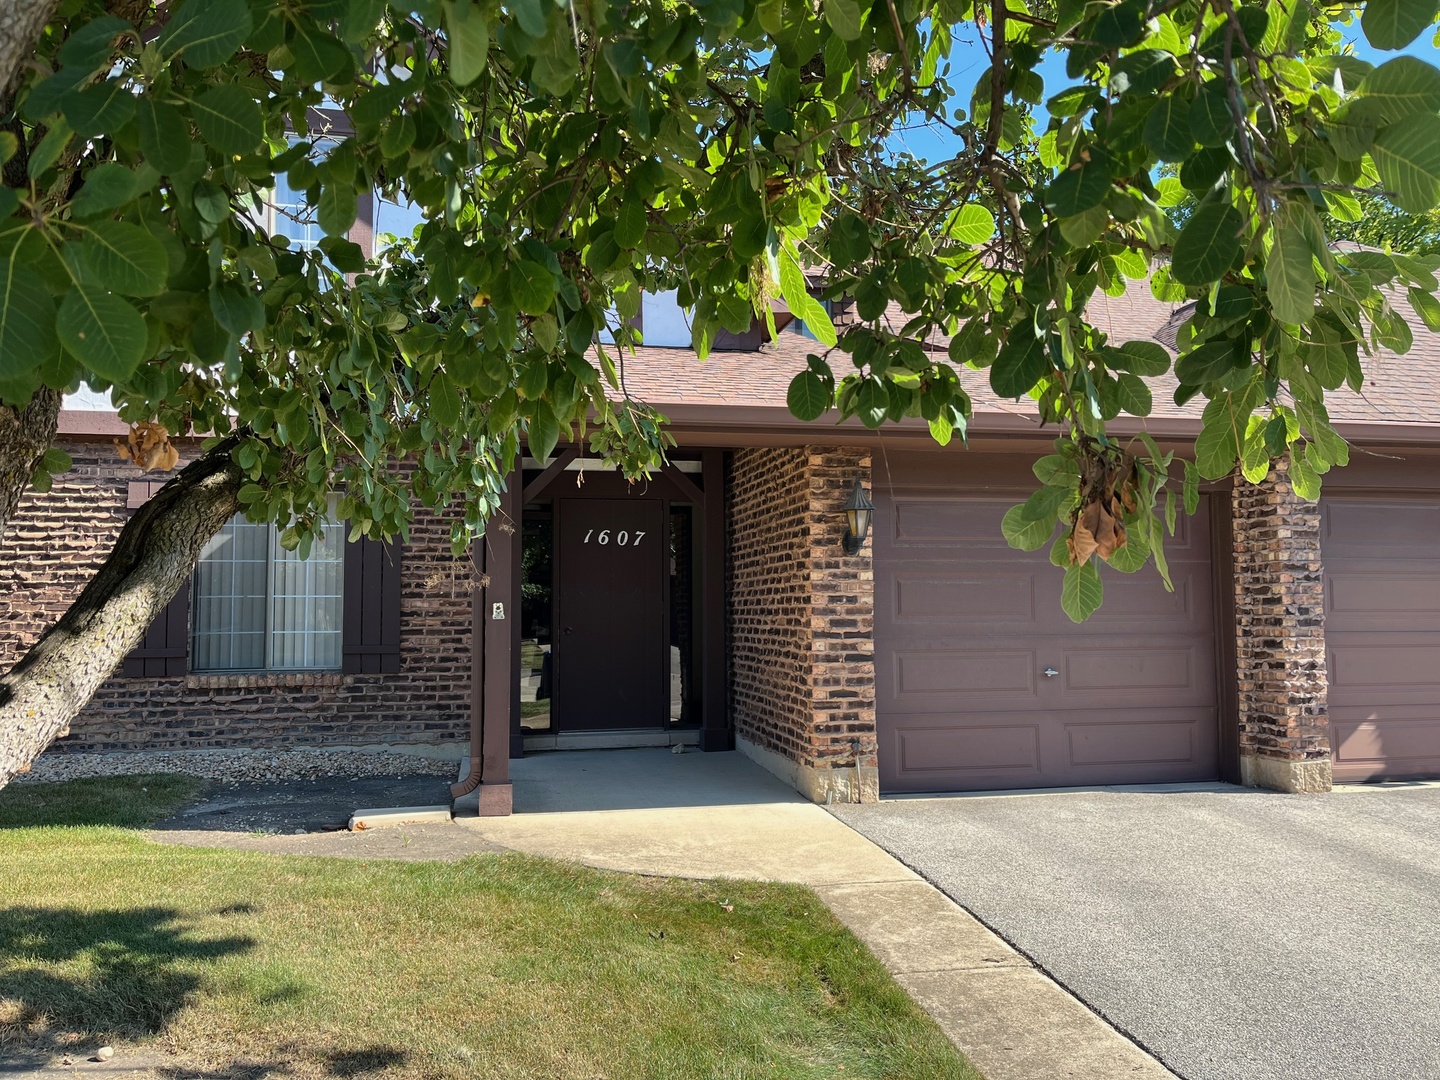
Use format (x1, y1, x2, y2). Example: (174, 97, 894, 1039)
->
(191, 513, 344, 672)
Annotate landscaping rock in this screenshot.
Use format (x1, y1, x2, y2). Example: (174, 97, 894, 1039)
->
(14, 747, 459, 785)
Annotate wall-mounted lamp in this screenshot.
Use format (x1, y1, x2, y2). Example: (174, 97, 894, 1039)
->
(841, 476, 875, 555)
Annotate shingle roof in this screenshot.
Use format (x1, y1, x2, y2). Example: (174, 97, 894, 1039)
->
(613, 283, 1440, 427)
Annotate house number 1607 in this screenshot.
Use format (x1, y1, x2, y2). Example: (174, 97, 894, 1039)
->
(583, 529, 645, 546)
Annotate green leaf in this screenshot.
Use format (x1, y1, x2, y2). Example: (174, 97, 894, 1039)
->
(1267, 217, 1316, 326)
(1371, 112, 1440, 214)
(1171, 203, 1243, 285)
(990, 330, 1049, 398)
(948, 204, 996, 245)
(1001, 504, 1057, 551)
(1362, 0, 1439, 50)
(1106, 524, 1149, 573)
(1046, 147, 1113, 217)
(511, 0, 548, 37)
(787, 370, 832, 421)
(825, 0, 863, 40)
(209, 281, 264, 334)
(318, 182, 358, 236)
(1061, 559, 1104, 622)
(82, 221, 168, 297)
(444, 1, 490, 86)
(830, 212, 871, 265)
(1289, 450, 1321, 501)
(1112, 372, 1153, 415)
(431, 372, 462, 426)
(1108, 340, 1171, 376)
(1019, 483, 1069, 523)
(855, 375, 888, 428)
(191, 84, 264, 156)
(1059, 205, 1108, 247)
(1189, 79, 1234, 148)
(0, 258, 59, 378)
(1409, 285, 1440, 331)
(61, 79, 135, 137)
(317, 235, 365, 273)
(512, 260, 556, 316)
(287, 16, 353, 84)
(1195, 391, 1250, 479)
(1354, 56, 1440, 124)
(1144, 93, 1195, 162)
(70, 163, 140, 218)
(160, 0, 253, 68)
(138, 99, 193, 174)
(615, 198, 647, 249)
(1183, 459, 1200, 514)
(28, 118, 72, 178)
(57, 283, 147, 381)
(527, 404, 560, 461)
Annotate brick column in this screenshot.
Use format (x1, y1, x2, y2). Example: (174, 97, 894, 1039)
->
(1232, 459, 1332, 792)
(727, 445, 877, 802)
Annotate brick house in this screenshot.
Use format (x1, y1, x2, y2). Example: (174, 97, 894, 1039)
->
(5, 282, 1440, 814)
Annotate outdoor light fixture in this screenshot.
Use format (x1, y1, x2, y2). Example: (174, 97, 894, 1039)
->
(841, 476, 875, 555)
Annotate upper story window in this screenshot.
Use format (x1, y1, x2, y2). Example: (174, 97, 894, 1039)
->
(191, 514, 345, 672)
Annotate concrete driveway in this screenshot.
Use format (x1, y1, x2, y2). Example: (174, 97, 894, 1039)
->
(831, 783, 1440, 1080)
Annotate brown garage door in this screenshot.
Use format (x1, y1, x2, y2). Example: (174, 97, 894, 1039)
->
(875, 455, 1220, 793)
(1323, 495, 1440, 782)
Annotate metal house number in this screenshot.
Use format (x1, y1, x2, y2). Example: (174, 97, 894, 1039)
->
(581, 528, 646, 547)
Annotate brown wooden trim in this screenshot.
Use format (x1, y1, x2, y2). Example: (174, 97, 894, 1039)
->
(1209, 487, 1241, 784)
(699, 449, 729, 751)
(482, 468, 521, 780)
(661, 462, 704, 505)
(522, 445, 580, 502)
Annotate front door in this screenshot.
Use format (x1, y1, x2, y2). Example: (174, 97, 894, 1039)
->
(555, 497, 667, 730)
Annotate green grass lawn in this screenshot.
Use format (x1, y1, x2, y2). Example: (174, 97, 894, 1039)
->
(0, 776, 981, 1080)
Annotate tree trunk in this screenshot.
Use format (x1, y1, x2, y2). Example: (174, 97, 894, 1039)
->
(0, 446, 241, 789)
(0, 0, 61, 106)
(0, 388, 61, 546)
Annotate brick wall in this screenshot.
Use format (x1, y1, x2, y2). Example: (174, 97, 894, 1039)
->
(1, 436, 473, 754)
(1232, 458, 1332, 792)
(727, 445, 876, 801)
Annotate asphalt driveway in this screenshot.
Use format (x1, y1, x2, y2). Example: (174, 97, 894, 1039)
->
(831, 783, 1440, 1080)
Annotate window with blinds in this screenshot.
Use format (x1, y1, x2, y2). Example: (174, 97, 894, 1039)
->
(191, 514, 345, 672)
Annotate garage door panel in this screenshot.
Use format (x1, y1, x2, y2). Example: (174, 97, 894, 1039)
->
(1329, 640, 1440, 693)
(1082, 571, 1207, 625)
(892, 719, 1043, 776)
(876, 474, 1219, 793)
(1063, 645, 1202, 693)
(891, 497, 1013, 546)
(1065, 713, 1210, 767)
(893, 648, 1037, 697)
(1327, 572, 1440, 631)
(894, 572, 1037, 620)
(1332, 713, 1440, 781)
(1324, 499, 1440, 560)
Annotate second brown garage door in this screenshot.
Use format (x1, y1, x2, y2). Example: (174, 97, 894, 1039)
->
(1323, 494, 1440, 782)
(874, 454, 1220, 794)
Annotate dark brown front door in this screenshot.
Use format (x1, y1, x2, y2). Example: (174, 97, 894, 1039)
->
(555, 497, 667, 731)
(874, 453, 1219, 794)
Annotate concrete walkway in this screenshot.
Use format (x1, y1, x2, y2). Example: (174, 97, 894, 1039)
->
(458, 749, 1176, 1080)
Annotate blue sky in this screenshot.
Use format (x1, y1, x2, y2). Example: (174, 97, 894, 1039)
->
(889, 25, 1440, 164)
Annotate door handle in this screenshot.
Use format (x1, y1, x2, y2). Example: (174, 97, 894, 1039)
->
(1043, 667, 1059, 678)
(563, 627, 573, 636)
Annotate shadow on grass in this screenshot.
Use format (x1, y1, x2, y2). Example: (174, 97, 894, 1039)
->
(0, 905, 254, 1070)
(145, 1046, 410, 1080)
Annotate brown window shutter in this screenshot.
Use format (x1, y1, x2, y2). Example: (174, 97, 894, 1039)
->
(122, 580, 191, 677)
(342, 535, 403, 674)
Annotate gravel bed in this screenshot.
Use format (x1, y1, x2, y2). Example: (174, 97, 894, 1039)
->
(15, 747, 461, 785)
